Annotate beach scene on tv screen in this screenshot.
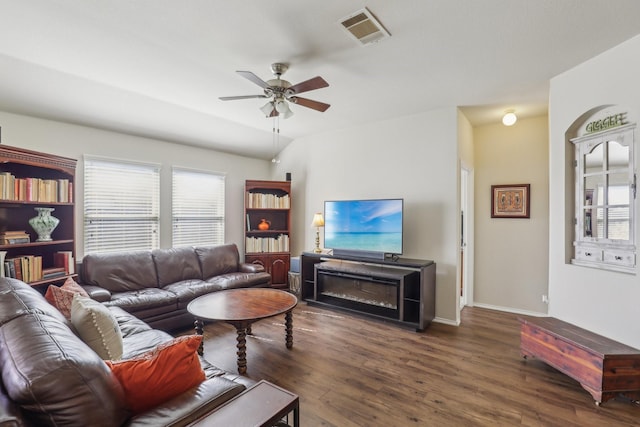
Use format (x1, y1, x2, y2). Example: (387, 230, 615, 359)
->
(325, 199, 403, 254)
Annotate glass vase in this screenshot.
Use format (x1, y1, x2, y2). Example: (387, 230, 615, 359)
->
(28, 207, 60, 242)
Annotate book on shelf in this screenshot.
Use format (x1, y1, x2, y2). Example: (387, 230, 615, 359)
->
(0, 231, 31, 245)
(1, 230, 29, 237)
(4, 260, 16, 279)
(0, 250, 6, 278)
(3, 255, 42, 283)
(42, 266, 67, 279)
(54, 251, 75, 275)
(0, 172, 73, 203)
(1, 237, 30, 245)
(246, 192, 290, 209)
(245, 234, 290, 253)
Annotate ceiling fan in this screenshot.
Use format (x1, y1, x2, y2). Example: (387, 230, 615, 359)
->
(219, 63, 330, 119)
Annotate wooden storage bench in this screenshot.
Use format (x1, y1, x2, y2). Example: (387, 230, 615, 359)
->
(519, 316, 640, 405)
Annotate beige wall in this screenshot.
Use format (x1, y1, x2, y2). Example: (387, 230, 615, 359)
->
(474, 115, 549, 314)
(274, 108, 462, 324)
(549, 35, 640, 348)
(0, 110, 271, 259)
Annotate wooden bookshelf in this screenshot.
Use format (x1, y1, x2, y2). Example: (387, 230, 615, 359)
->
(0, 145, 76, 286)
(244, 180, 291, 288)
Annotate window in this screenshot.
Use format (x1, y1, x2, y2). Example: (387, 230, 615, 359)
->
(84, 157, 160, 254)
(172, 167, 225, 247)
(571, 118, 636, 273)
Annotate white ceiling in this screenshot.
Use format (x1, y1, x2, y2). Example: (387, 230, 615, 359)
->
(0, 1, 639, 159)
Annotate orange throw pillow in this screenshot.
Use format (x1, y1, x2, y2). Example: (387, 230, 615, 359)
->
(106, 335, 205, 414)
(44, 277, 89, 319)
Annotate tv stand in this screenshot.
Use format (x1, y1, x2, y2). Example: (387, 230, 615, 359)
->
(300, 252, 436, 331)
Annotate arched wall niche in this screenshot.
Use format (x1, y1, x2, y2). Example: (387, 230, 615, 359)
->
(565, 104, 637, 273)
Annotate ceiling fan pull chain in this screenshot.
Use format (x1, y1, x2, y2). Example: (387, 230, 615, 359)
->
(271, 117, 281, 164)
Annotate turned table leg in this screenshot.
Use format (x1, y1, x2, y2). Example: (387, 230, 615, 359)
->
(285, 310, 293, 349)
(194, 318, 204, 356)
(233, 323, 249, 375)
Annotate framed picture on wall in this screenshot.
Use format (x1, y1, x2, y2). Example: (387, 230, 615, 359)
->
(491, 184, 530, 218)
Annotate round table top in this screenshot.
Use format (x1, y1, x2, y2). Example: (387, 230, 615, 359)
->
(187, 288, 298, 322)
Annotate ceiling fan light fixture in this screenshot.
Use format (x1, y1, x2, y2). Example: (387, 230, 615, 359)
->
(275, 100, 293, 119)
(221, 63, 330, 117)
(260, 101, 275, 117)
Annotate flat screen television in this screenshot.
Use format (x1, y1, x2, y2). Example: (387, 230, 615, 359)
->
(324, 198, 403, 259)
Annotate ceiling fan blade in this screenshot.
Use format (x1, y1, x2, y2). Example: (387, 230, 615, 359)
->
(236, 70, 270, 89)
(290, 96, 330, 112)
(288, 76, 329, 94)
(219, 95, 268, 101)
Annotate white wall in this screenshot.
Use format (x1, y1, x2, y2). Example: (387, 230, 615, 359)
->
(549, 35, 640, 348)
(274, 108, 461, 324)
(0, 111, 270, 259)
(458, 110, 475, 310)
(474, 116, 549, 315)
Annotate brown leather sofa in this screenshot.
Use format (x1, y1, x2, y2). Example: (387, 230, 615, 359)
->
(0, 277, 255, 427)
(79, 243, 272, 331)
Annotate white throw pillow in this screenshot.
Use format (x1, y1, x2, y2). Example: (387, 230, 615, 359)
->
(71, 294, 123, 360)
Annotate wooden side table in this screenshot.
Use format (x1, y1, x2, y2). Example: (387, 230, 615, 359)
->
(187, 380, 299, 427)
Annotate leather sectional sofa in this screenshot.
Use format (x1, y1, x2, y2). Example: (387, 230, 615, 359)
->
(79, 243, 272, 330)
(0, 277, 256, 426)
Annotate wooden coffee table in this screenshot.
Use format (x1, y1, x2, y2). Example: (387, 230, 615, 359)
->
(187, 288, 298, 375)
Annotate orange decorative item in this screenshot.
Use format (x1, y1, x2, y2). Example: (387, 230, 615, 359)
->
(258, 219, 271, 230)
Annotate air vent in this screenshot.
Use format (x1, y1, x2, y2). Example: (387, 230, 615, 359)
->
(339, 8, 390, 46)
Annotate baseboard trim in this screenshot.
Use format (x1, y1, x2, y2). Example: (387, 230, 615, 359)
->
(472, 302, 547, 317)
(433, 317, 460, 326)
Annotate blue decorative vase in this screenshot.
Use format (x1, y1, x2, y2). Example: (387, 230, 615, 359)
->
(29, 207, 60, 242)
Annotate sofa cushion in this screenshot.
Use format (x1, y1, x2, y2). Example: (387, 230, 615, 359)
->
(126, 376, 246, 426)
(162, 280, 223, 308)
(107, 306, 177, 359)
(71, 295, 124, 360)
(0, 279, 128, 427)
(45, 277, 89, 319)
(195, 244, 240, 279)
(82, 250, 159, 292)
(0, 278, 69, 327)
(104, 288, 178, 313)
(206, 272, 273, 290)
(108, 305, 153, 336)
(106, 335, 205, 414)
(152, 246, 202, 287)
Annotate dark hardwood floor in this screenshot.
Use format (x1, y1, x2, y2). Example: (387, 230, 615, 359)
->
(193, 304, 639, 426)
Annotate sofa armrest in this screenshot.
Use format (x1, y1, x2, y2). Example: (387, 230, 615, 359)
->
(238, 263, 265, 274)
(81, 285, 112, 302)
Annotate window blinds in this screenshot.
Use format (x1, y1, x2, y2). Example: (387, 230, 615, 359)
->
(172, 167, 225, 247)
(84, 157, 160, 254)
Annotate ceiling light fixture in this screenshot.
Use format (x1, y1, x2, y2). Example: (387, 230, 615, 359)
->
(260, 101, 274, 116)
(275, 99, 293, 119)
(502, 110, 517, 126)
(261, 98, 294, 119)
